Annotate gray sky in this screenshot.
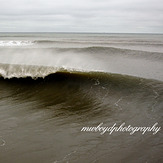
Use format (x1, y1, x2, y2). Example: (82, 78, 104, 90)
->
(0, 0, 163, 33)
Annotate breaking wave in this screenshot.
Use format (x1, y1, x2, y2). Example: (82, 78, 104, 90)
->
(0, 63, 86, 79)
(0, 63, 162, 88)
(0, 40, 34, 47)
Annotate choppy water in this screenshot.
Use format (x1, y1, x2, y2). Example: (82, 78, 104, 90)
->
(0, 33, 163, 163)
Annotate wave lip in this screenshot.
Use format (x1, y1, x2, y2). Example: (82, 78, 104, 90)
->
(0, 41, 34, 47)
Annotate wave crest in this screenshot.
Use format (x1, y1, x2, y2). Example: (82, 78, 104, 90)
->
(0, 63, 89, 79)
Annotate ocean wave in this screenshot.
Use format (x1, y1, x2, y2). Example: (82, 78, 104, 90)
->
(0, 41, 34, 47)
(0, 39, 163, 59)
(34, 40, 60, 44)
(0, 63, 161, 85)
(0, 63, 91, 79)
(2, 45, 161, 57)
(33, 39, 163, 46)
(1, 63, 163, 101)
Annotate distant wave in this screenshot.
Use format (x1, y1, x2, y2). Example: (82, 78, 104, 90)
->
(34, 40, 60, 44)
(1, 45, 162, 59)
(9, 46, 161, 61)
(34, 40, 163, 46)
(1, 39, 163, 48)
(46, 46, 163, 61)
(0, 41, 34, 47)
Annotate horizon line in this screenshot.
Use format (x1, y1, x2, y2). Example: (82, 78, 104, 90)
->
(0, 32, 163, 34)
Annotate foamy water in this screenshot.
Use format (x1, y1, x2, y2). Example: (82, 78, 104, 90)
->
(0, 40, 34, 47)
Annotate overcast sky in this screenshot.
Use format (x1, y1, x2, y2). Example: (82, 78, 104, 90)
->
(0, 0, 163, 33)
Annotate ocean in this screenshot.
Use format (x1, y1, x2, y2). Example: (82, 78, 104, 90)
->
(0, 33, 163, 163)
